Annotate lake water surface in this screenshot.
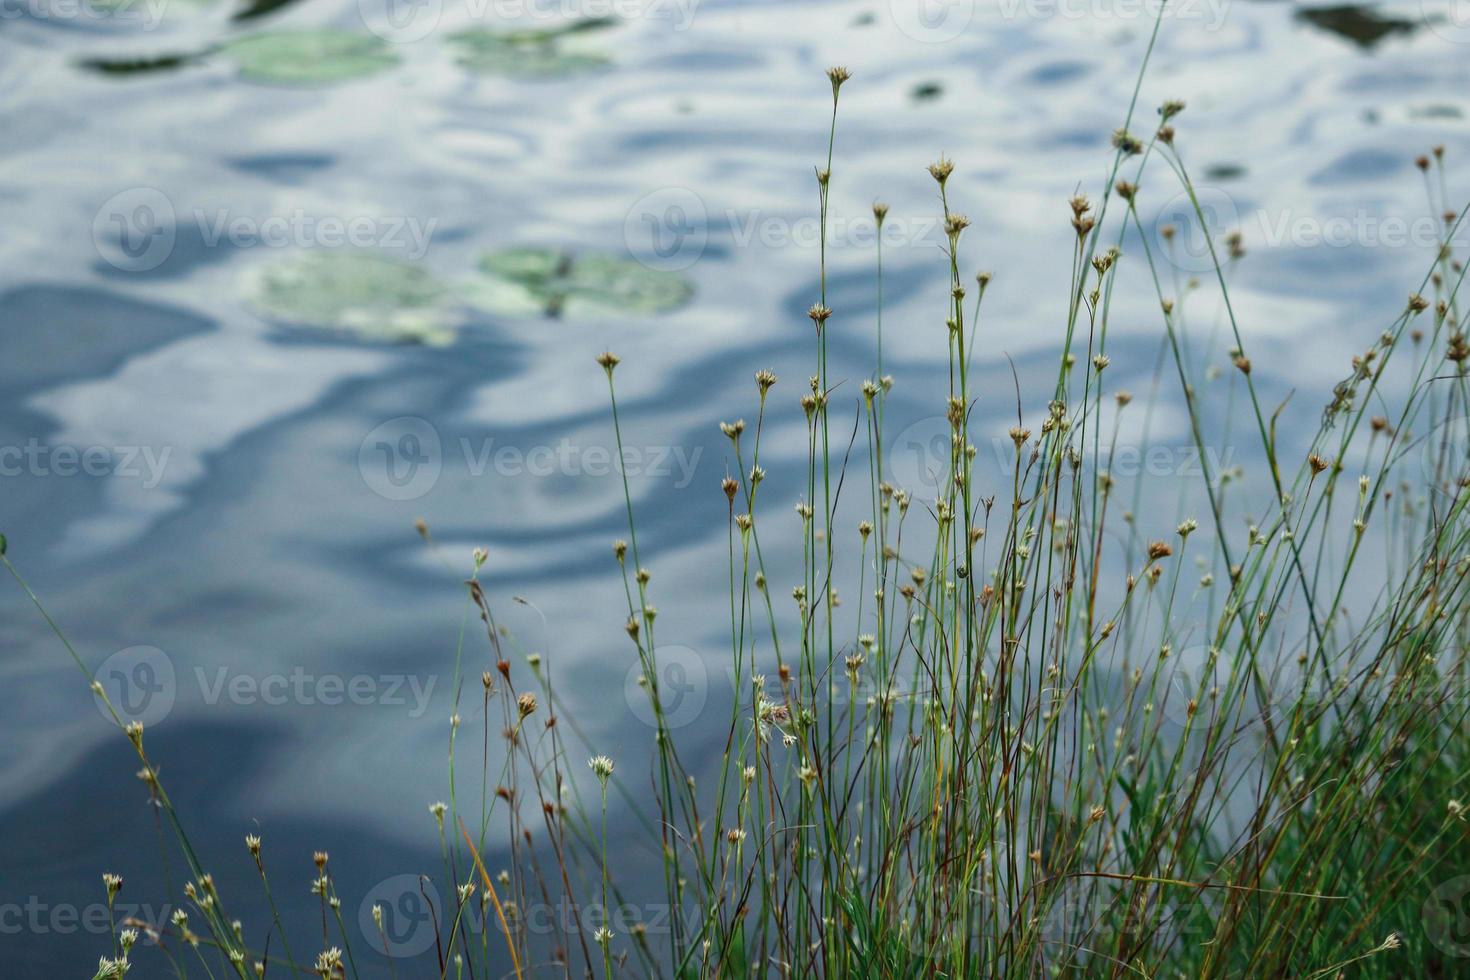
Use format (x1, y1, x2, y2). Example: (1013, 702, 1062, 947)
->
(1, 0, 1466, 972)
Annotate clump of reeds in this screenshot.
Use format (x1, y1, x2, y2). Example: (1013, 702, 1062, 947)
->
(8, 11, 1470, 979)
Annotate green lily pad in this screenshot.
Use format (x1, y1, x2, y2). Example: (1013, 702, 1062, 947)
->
(447, 20, 614, 77)
(79, 51, 207, 77)
(245, 252, 458, 345)
(222, 30, 400, 85)
(464, 248, 692, 318)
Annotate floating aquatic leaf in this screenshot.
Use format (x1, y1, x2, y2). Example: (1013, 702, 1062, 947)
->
(222, 31, 400, 85)
(245, 252, 458, 345)
(447, 20, 614, 78)
(79, 50, 209, 77)
(465, 247, 692, 318)
(912, 81, 943, 101)
(232, 0, 304, 22)
(1295, 5, 1416, 49)
(1204, 162, 1247, 181)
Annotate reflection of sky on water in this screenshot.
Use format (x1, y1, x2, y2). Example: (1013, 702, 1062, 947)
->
(0, 0, 1465, 970)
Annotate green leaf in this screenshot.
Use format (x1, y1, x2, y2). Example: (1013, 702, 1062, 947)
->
(464, 247, 691, 318)
(244, 251, 458, 345)
(447, 22, 613, 78)
(222, 30, 400, 85)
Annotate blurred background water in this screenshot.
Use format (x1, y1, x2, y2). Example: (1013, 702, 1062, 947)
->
(1, 0, 1467, 971)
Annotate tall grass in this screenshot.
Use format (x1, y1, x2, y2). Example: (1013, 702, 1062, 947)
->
(9, 16, 1470, 979)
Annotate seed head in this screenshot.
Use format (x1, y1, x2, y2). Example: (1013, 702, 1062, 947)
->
(595, 351, 620, 374)
(1111, 128, 1142, 155)
(928, 156, 954, 185)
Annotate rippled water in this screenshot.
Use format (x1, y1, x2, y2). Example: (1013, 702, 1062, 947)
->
(1, 0, 1466, 971)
